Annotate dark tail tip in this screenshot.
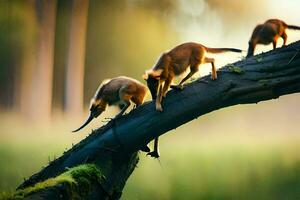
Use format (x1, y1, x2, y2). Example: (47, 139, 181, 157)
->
(287, 25, 300, 30)
(230, 48, 243, 53)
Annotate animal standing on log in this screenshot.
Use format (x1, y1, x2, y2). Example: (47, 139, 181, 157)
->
(143, 42, 242, 158)
(72, 76, 150, 152)
(143, 42, 242, 112)
(247, 19, 300, 57)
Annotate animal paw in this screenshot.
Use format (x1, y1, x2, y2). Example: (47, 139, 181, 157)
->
(147, 151, 160, 158)
(140, 145, 150, 152)
(170, 84, 184, 90)
(211, 74, 218, 80)
(156, 104, 163, 112)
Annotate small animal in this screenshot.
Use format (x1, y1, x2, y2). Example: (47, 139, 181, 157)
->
(72, 76, 147, 132)
(247, 19, 300, 57)
(73, 76, 163, 157)
(143, 42, 242, 112)
(143, 42, 242, 158)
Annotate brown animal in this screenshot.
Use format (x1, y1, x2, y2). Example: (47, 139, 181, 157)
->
(73, 76, 150, 153)
(73, 76, 147, 132)
(247, 19, 300, 57)
(143, 42, 242, 112)
(143, 42, 242, 158)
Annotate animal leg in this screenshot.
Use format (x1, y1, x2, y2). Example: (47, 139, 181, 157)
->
(115, 88, 132, 118)
(147, 137, 160, 158)
(272, 39, 277, 49)
(156, 80, 164, 112)
(131, 95, 143, 107)
(162, 78, 172, 98)
(204, 57, 217, 80)
(115, 100, 130, 119)
(172, 66, 199, 90)
(281, 31, 287, 46)
(247, 41, 257, 58)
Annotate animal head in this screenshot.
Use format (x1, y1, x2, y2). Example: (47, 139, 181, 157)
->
(89, 98, 107, 118)
(72, 98, 106, 132)
(142, 69, 162, 99)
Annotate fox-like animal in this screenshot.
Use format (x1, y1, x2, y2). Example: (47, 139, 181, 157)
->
(143, 42, 242, 158)
(73, 76, 151, 153)
(247, 19, 300, 57)
(73, 76, 147, 132)
(143, 42, 242, 112)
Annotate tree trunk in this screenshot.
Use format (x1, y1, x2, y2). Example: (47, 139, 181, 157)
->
(17, 41, 300, 199)
(32, 0, 57, 121)
(64, 0, 89, 117)
(19, 0, 57, 121)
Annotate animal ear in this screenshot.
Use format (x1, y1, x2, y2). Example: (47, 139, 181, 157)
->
(90, 98, 100, 109)
(144, 69, 162, 80)
(142, 71, 148, 80)
(151, 69, 163, 78)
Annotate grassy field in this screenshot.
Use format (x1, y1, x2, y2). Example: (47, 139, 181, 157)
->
(1, 96, 300, 199)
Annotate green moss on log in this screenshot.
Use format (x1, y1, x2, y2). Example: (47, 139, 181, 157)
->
(228, 64, 244, 74)
(0, 164, 102, 200)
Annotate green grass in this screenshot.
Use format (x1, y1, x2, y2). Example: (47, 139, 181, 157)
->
(123, 140, 300, 200)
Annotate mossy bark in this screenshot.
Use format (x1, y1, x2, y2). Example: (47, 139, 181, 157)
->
(16, 41, 300, 199)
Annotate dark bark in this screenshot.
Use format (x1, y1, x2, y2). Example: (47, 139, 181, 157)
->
(18, 41, 300, 199)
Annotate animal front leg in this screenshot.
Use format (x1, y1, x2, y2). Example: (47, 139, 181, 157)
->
(147, 137, 160, 158)
(162, 78, 172, 97)
(156, 81, 163, 112)
(272, 39, 277, 49)
(115, 101, 130, 119)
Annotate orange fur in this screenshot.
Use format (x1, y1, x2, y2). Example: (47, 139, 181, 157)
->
(144, 42, 242, 111)
(73, 76, 147, 132)
(91, 76, 147, 116)
(247, 19, 300, 57)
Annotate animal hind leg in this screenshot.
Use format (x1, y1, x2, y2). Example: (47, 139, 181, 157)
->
(131, 95, 144, 107)
(162, 78, 172, 97)
(281, 31, 287, 46)
(204, 57, 217, 80)
(171, 65, 199, 90)
(115, 100, 130, 118)
(115, 88, 132, 118)
(147, 137, 160, 158)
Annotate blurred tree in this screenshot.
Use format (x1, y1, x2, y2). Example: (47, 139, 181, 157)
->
(30, 0, 57, 121)
(0, 1, 35, 112)
(13, 0, 57, 121)
(16, 0, 37, 119)
(64, 0, 89, 117)
(52, 0, 72, 112)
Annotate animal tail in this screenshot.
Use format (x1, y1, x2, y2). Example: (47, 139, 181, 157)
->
(205, 47, 242, 53)
(287, 25, 300, 30)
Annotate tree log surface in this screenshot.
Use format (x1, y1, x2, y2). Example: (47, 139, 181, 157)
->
(18, 41, 300, 199)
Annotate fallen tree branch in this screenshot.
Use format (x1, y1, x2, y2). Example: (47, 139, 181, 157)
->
(14, 41, 300, 199)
